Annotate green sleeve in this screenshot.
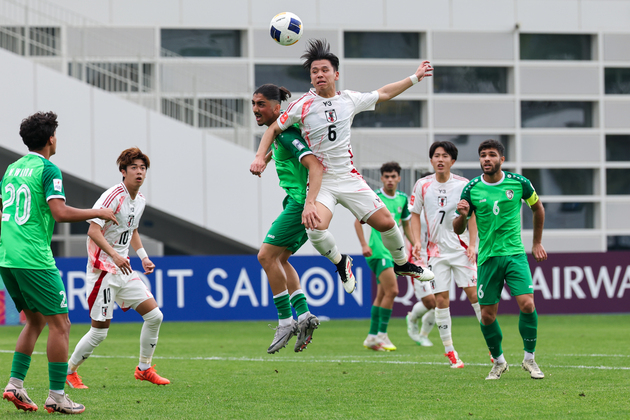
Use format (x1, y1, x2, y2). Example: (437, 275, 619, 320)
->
(42, 160, 65, 201)
(459, 178, 477, 216)
(275, 126, 312, 161)
(513, 173, 538, 207)
(401, 194, 411, 220)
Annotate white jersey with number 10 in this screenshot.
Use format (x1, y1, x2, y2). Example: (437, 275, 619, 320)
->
(277, 89, 379, 175)
(86, 182, 146, 274)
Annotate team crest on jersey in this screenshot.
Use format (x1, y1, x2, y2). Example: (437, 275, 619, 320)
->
(438, 196, 447, 207)
(397, 206, 402, 213)
(101, 307, 108, 317)
(127, 215, 135, 227)
(506, 190, 514, 200)
(325, 109, 337, 122)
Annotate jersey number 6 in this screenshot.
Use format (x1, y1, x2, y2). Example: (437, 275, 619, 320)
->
(328, 125, 337, 141)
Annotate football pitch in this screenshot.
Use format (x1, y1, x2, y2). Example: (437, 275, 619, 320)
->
(1, 314, 629, 419)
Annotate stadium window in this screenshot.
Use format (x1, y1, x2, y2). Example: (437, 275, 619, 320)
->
(433, 67, 509, 94)
(198, 98, 244, 128)
(521, 169, 594, 196)
(161, 29, 241, 57)
(254, 64, 311, 94)
(29, 27, 59, 56)
(606, 169, 630, 195)
(605, 68, 630, 94)
(606, 135, 630, 161)
(522, 202, 595, 229)
(77, 62, 153, 93)
(608, 236, 630, 251)
(352, 100, 422, 128)
(344, 32, 420, 59)
(521, 101, 593, 128)
(433, 135, 511, 162)
(520, 34, 592, 60)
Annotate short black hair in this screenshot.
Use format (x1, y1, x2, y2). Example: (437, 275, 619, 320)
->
(380, 161, 401, 175)
(429, 141, 458, 161)
(253, 84, 291, 103)
(19, 111, 58, 151)
(301, 39, 339, 72)
(478, 139, 505, 157)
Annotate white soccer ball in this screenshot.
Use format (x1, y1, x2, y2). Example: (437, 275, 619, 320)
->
(269, 12, 303, 46)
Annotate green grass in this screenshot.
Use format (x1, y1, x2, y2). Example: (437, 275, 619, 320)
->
(1, 314, 629, 419)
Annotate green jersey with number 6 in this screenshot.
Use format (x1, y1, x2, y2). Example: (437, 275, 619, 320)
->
(0, 153, 65, 269)
(460, 171, 539, 266)
(272, 125, 313, 204)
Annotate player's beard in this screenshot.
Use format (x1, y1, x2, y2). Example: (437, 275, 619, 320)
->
(481, 160, 501, 176)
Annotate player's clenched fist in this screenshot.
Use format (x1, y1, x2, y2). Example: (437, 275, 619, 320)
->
(456, 199, 470, 217)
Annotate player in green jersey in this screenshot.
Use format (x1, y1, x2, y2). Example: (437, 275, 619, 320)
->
(453, 139, 547, 380)
(252, 84, 324, 354)
(1, 111, 116, 414)
(354, 162, 415, 352)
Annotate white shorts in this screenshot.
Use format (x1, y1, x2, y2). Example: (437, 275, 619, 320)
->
(316, 171, 385, 222)
(427, 252, 477, 294)
(86, 269, 153, 322)
(413, 278, 434, 299)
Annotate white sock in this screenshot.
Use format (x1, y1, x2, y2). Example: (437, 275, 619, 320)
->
(471, 302, 481, 322)
(524, 351, 535, 361)
(138, 362, 151, 371)
(380, 226, 407, 265)
(50, 389, 64, 396)
(307, 229, 341, 264)
(68, 327, 109, 372)
(8, 377, 23, 388)
(420, 309, 436, 337)
(139, 308, 163, 366)
(278, 318, 293, 326)
(435, 307, 453, 350)
(496, 354, 506, 364)
(297, 311, 311, 323)
(410, 301, 428, 323)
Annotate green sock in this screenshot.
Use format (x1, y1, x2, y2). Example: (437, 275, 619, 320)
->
(378, 307, 393, 334)
(369, 306, 380, 335)
(519, 310, 538, 353)
(49, 362, 68, 391)
(273, 292, 292, 320)
(10, 352, 31, 381)
(480, 319, 503, 359)
(290, 291, 309, 318)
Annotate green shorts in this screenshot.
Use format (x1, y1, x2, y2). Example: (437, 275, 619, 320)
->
(263, 195, 308, 254)
(477, 254, 534, 305)
(0, 266, 68, 316)
(366, 257, 395, 282)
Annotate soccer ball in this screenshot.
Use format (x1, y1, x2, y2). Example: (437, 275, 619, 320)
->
(269, 12, 303, 46)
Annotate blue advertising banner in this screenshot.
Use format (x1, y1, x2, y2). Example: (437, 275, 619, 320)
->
(55, 255, 372, 324)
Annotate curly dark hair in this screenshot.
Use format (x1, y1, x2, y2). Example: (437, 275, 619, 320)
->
(19, 111, 58, 151)
(301, 39, 339, 72)
(253, 84, 292, 103)
(117, 147, 150, 173)
(478, 139, 505, 157)
(380, 161, 401, 175)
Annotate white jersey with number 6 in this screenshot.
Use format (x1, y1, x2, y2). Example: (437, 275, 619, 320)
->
(410, 173, 470, 258)
(86, 182, 146, 274)
(277, 89, 379, 175)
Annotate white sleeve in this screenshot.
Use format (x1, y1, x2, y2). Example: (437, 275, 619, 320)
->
(347, 90, 379, 115)
(87, 191, 114, 228)
(410, 180, 424, 215)
(277, 100, 302, 131)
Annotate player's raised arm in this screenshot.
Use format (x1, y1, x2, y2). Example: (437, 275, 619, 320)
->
(376, 61, 433, 104)
(250, 121, 283, 176)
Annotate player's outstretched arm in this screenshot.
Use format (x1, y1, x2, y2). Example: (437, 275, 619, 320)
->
(48, 198, 117, 224)
(354, 219, 372, 257)
(131, 229, 155, 274)
(453, 200, 470, 235)
(530, 200, 547, 262)
(376, 61, 433, 104)
(250, 121, 283, 176)
(409, 212, 422, 259)
(88, 222, 132, 274)
(301, 155, 323, 230)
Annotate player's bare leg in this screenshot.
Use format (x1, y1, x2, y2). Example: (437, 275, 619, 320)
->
(3, 309, 45, 412)
(366, 208, 433, 281)
(134, 299, 169, 385)
(307, 203, 356, 293)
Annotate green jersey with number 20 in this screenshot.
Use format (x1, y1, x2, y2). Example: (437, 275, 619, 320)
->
(460, 171, 539, 266)
(0, 153, 65, 269)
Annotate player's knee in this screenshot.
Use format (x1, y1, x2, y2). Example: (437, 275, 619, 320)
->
(423, 296, 436, 310)
(89, 327, 109, 346)
(307, 229, 327, 243)
(142, 307, 163, 326)
(480, 313, 495, 325)
(520, 301, 536, 313)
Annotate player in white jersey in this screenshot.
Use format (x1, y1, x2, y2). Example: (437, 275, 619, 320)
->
(66, 148, 170, 389)
(250, 39, 435, 292)
(406, 173, 437, 347)
(410, 142, 481, 368)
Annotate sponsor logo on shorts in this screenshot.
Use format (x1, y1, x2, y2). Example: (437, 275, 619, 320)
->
(101, 307, 108, 317)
